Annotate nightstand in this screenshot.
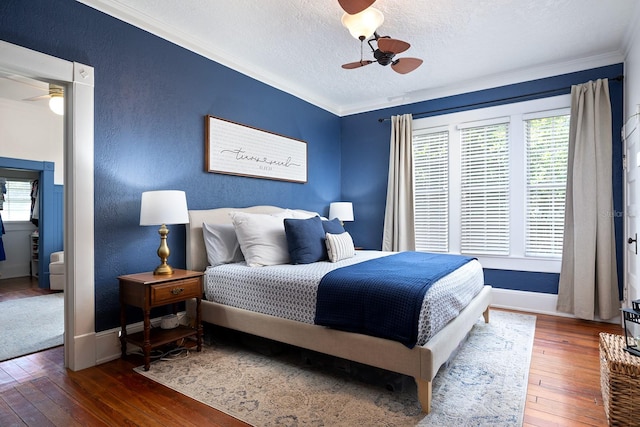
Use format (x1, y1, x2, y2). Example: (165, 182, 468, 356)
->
(119, 269, 204, 371)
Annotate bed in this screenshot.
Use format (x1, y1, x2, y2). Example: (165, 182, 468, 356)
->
(185, 205, 492, 413)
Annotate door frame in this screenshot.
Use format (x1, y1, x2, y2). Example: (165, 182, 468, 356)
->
(624, 105, 640, 318)
(0, 40, 96, 370)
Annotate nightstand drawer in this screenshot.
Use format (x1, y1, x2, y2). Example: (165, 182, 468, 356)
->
(151, 277, 202, 305)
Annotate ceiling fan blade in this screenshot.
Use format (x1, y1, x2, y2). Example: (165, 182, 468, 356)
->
(338, 0, 376, 15)
(3, 74, 49, 91)
(377, 38, 410, 54)
(391, 58, 423, 74)
(23, 94, 51, 101)
(342, 60, 374, 69)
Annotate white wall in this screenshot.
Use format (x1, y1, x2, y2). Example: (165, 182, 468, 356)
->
(0, 97, 64, 184)
(0, 221, 38, 278)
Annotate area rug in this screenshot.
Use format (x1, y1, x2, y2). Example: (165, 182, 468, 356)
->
(136, 310, 536, 426)
(0, 293, 64, 361)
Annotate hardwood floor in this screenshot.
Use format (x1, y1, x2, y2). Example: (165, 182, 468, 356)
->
(0, 308, 624, 426)
(0, 276, 57, 302)
(524, 313, 622, 426)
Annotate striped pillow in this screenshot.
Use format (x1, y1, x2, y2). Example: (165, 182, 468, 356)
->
(325, 232, 355, 262)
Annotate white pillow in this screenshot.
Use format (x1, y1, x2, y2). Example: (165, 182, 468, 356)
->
(202, 223, 244, 267)
(274, 209, 296, 218)
(230, 211, 292, 267)
(325, 232, 356, 262)
(290, 210, 320, 219)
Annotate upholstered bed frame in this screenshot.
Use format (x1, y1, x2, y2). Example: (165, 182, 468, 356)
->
(185, 206, 492, 413)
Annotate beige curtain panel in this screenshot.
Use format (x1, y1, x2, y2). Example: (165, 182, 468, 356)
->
(556, 79, 620, 320)
(382, 113, 416, 252)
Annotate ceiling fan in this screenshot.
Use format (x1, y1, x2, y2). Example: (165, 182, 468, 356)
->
(23, 83, 64, 102)
(0, 73, 65, 115)
(342, 33, 424, 74)
(338, 0, 376, 15)
(22, 83, 65, 115)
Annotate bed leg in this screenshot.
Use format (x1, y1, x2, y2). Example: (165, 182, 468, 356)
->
(483, 307, 490, 323)
(415, 378, 432, 414)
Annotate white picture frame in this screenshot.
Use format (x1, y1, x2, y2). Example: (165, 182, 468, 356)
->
(205, 115, 307, 183)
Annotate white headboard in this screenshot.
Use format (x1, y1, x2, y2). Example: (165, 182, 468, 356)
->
(186, 205, 319, 271)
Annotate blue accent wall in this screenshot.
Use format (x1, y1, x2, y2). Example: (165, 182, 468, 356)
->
(51, 184, 64, 253)
(1, 0, 341, 331)
(341, 65, 624, 296)
(0, 0, 625, 332)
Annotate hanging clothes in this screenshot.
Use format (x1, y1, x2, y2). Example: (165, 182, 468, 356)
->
(30, 179, 39, 227)
(0, 213, 5, 262)
(0, 178, 6, 210)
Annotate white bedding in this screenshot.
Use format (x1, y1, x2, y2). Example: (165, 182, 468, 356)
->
(204, 250, 484, 346)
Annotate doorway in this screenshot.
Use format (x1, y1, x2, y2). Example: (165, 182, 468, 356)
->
(0, 157, 64, 360)
(0, 159, 63, 287)
(0, 40, 96, 370)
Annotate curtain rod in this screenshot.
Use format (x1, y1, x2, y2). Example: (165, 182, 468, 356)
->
(377, 74, 624, 123)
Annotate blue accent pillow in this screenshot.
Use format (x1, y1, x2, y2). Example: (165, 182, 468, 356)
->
(322, 218, 345, 234)
(284, 216, 327, 264)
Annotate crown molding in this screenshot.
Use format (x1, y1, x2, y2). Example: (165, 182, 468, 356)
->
(338, 51, 625, 116)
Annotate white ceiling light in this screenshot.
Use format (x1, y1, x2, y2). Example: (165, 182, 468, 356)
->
(341, 7, 384, 40)
(49, 93, 64, 115)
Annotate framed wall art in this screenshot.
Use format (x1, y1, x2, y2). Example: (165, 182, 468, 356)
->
(205, 115, 307, 183)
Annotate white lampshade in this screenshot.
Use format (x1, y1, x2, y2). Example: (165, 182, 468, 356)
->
(341, 7, 384, 40)
(49, 95, 64, 115)
(140, 190, 189, 226)
(329, 202, 354, 222)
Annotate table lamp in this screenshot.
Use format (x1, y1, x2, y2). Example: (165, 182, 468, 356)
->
(139, 190, 189, 275)
(329, 202, 354, 225)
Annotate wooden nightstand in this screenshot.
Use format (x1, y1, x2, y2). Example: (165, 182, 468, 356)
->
(119, 269, 204, 371)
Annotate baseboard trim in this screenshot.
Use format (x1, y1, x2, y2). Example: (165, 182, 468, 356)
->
(68, 332, 97, 371)
(491, 288, 620, 324)
(491, 287, 568, 316)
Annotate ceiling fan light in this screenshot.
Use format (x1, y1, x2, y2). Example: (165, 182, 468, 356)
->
(49, 94, 64, 115)
(341, 7, 384, 40)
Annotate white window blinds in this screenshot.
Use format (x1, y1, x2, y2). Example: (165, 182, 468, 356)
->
(3, 179, 32, 222)
(413, 129, 449, 252)
(525, 114, 569, 257)
(460, 122, 510, 255)
(411, 95, 571, 272)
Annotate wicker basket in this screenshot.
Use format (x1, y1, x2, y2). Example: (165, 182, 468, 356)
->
(599, 332, 640, 426)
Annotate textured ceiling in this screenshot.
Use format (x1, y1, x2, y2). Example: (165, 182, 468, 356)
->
(78, 0, 639, 115)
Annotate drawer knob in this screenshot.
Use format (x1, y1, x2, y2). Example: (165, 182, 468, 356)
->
(171, 287, 184, 295)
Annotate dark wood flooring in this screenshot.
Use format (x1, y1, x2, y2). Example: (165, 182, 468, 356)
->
(0, 276, 57, 301)
(0, 277, 625, 426)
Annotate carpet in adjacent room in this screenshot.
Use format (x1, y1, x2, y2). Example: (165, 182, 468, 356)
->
(0, 293, 64, 361)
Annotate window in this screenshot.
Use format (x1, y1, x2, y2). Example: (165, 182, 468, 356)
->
(412, 95, 570, 272)
(459, 121, 510, 255)
(413, 129, 449, 252)
(524, 113, 569, 257)
(2, 179, 33, 222)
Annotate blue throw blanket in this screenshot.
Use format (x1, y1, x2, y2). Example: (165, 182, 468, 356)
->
(314, 252, 475, 348)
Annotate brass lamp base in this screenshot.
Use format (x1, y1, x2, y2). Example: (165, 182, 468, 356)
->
(153, 224, 174, 275)
(153, 263, 174, 275)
